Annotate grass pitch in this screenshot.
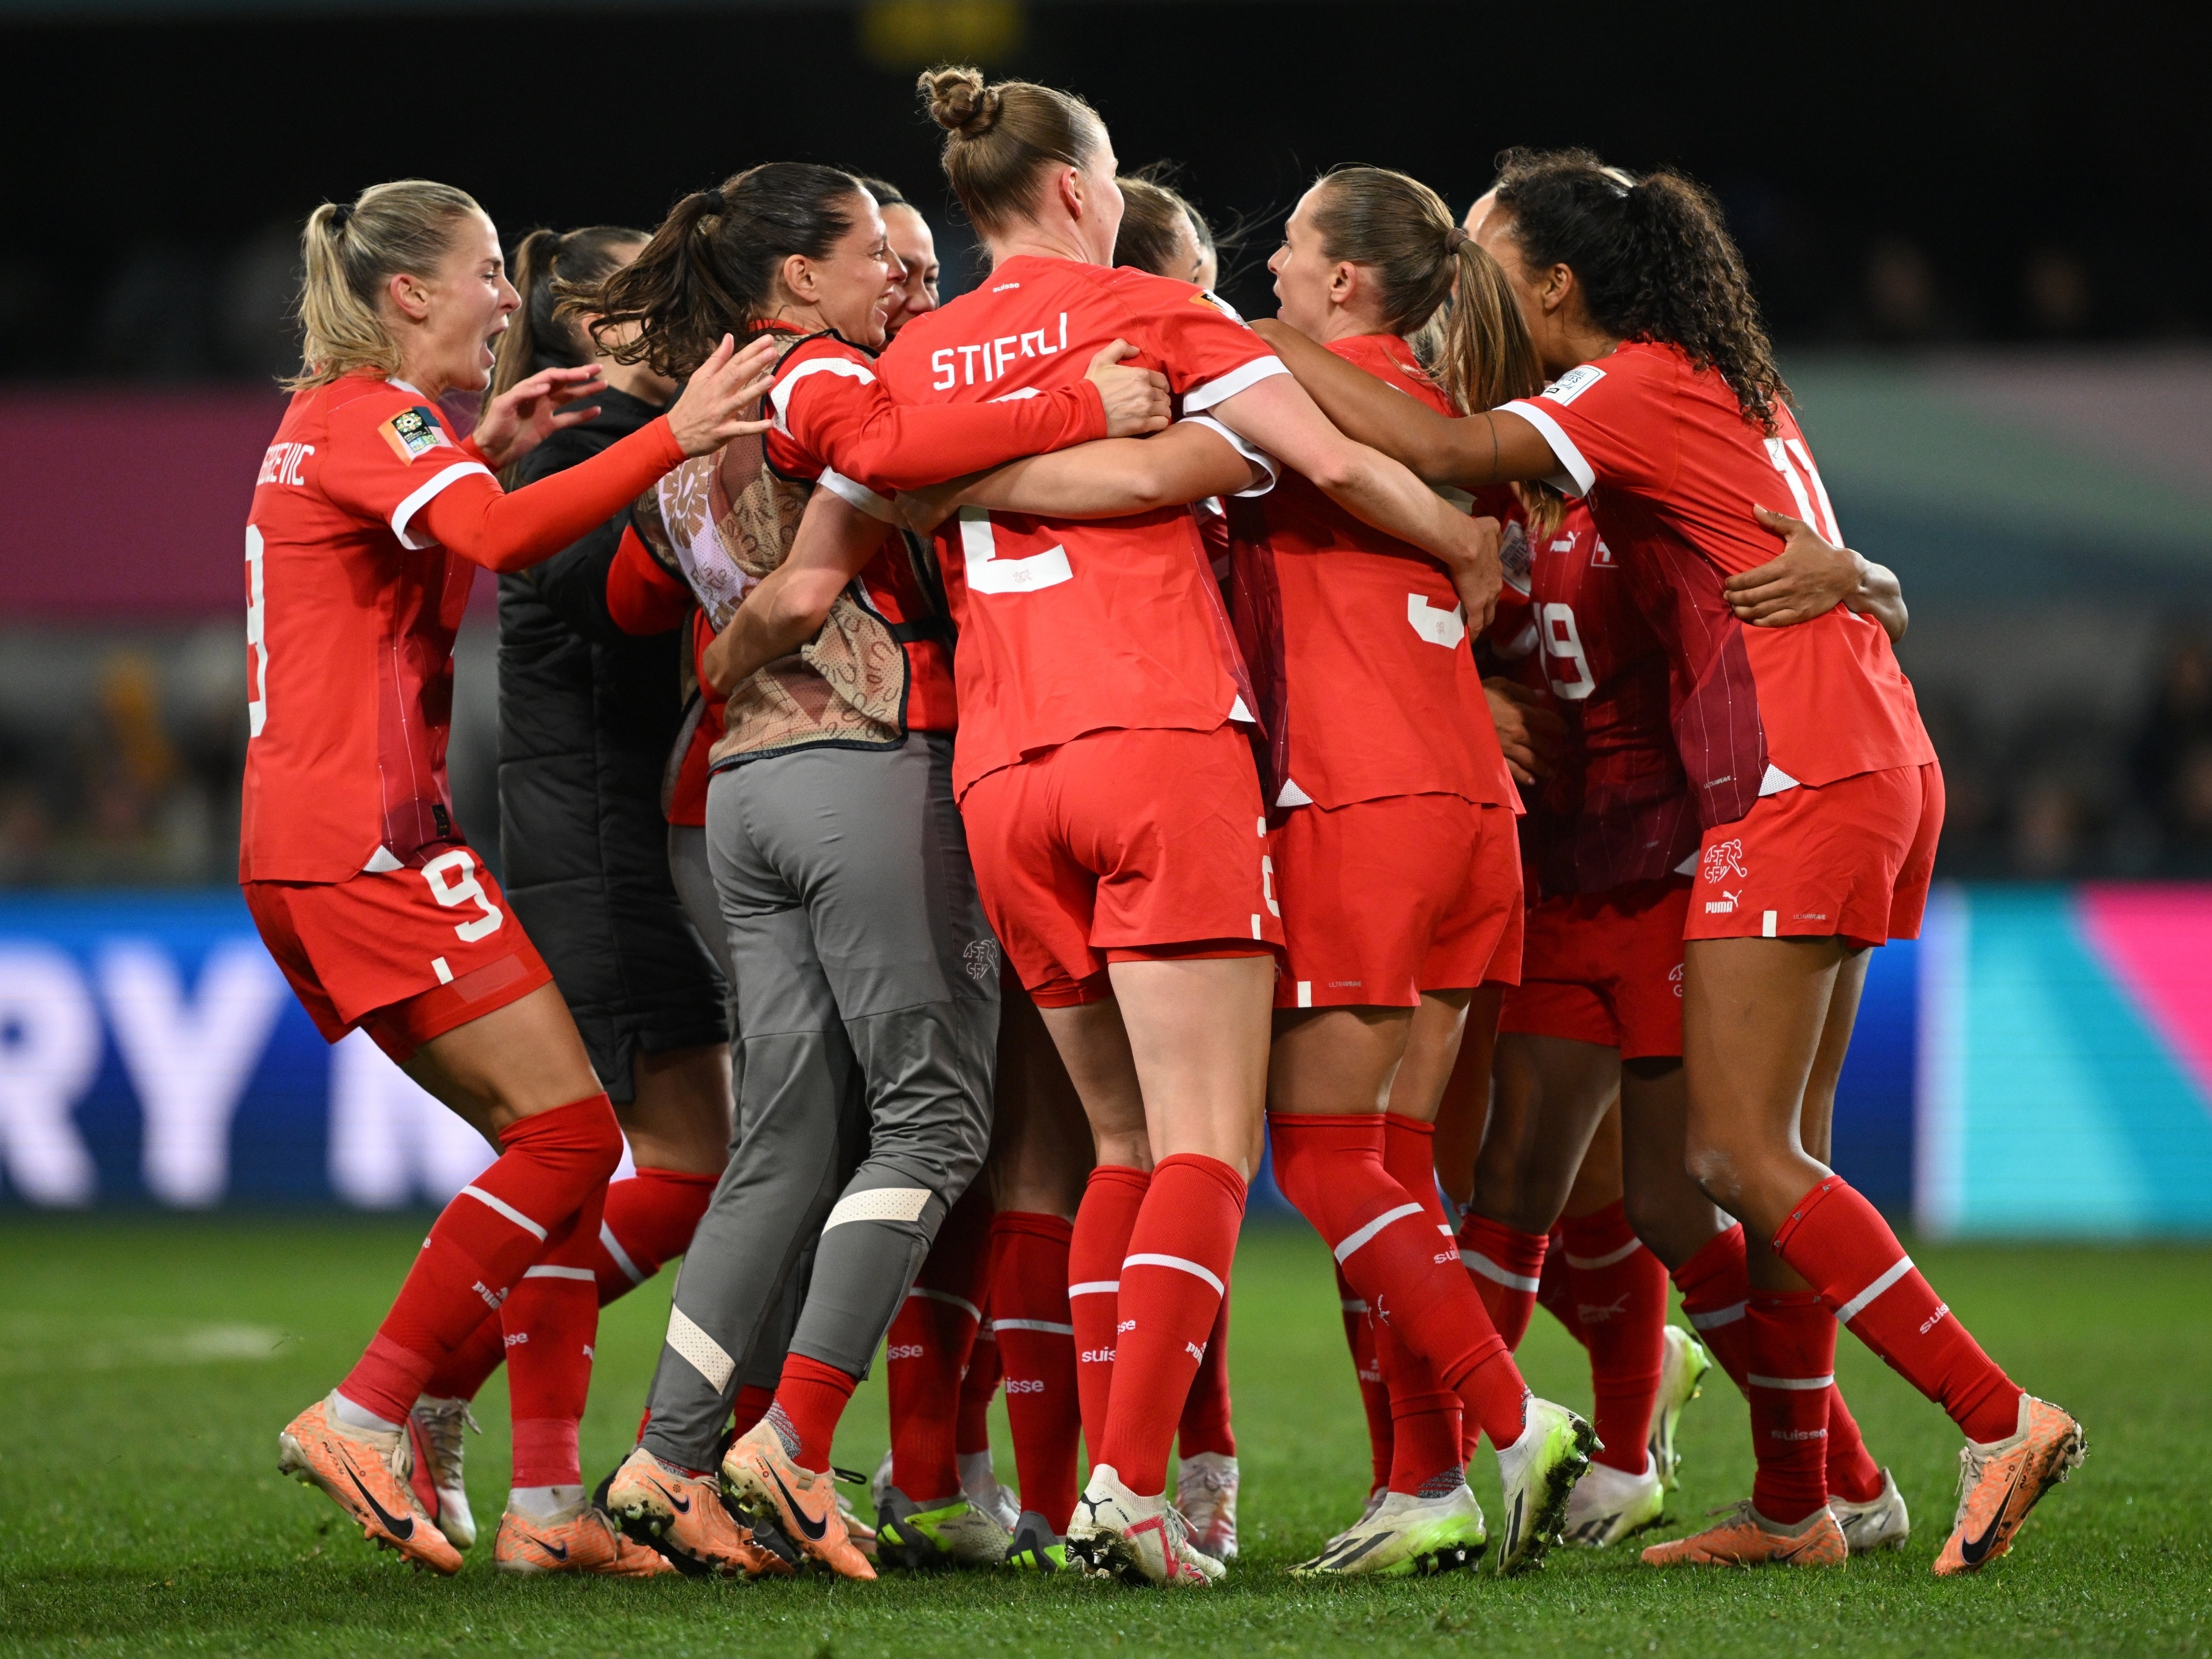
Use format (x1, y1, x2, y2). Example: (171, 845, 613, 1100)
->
(0, 1216, 2205, 1658)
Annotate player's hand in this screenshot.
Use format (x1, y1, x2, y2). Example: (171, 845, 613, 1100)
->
(666, 334, 784, 457)
(1727, 506, 1865, 627)
(1484, 675, 1566, 786)
(896, 477, 969, 537)
(1438, 513, 1505, 634)
(1085, 341, 1172, 437)
(471, 364, 608, 469)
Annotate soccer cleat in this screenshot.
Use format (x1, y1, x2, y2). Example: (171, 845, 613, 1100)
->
(1318, 1485, 1389, 1554)
(494, 1503, 676, 1576)
(1174, 1452, 1240, 1563)
(603, 1445, 791, 1578)
(868, 1448, 894, 1518)
(1649, 1326, 1713, 1492)
(1292, 1485, 1487, 1577)
(1066, 1462, 1224, 1587)
(1640, 1500, 1846, 1567)
(1492, 1396, 1598, 1576)
(1831, 1467, 1911, 1555)
(1003, 1509, 1071, 1572)
(277, 1394, 462, 1576)
(1563, 1453, 1667, 1548)
(720, 1419, 877, 1579)
(409, 1396, 479, 1551)
(959, 1449, 1022, 1535)
(1933, 1395, 2085, 1577)
(874, 1484, 1012, 1570)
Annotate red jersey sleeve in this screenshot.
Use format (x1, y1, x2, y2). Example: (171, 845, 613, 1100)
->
(768, 335, 1107, 495)
(1500, 350, 1680, 501)
(318, 391, 494, 551)
(1107, 274, 1289, 412)
(412, 417, 686, 574)
(607, 523, 691, 635)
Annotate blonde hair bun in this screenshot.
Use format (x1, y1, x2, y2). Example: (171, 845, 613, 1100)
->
(922, 65, 999, 137)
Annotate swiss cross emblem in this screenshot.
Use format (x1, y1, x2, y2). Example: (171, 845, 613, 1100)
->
(1702, 839, 1748, 884)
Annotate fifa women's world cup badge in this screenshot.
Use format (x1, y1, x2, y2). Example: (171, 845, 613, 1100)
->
(378, 406, 451, 464)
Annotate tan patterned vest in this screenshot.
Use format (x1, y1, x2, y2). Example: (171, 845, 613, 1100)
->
(632, 428, 908, 767)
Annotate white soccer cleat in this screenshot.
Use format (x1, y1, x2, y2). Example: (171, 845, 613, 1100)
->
(1563, 1453, 1667, 1547)
(869, 1447, 894, 1518)
(959, 1449, 1022, 1536)
(1492, 1396, 1598, 1575)
(1066, 1463, 1223, 1587)
(1831, 1467, 1910, 1555)
(1174, 1452, 1240, 1562)
(1320, 1484, 1389, 1554)
(1649, 1326, 1713, 1492)
(408, 1396, 479, 1551)
(1292, 1484, 1486, 1577)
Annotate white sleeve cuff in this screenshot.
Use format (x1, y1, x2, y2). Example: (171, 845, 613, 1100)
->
(1180, 354, 1290, 414)
(817, 466, 899, 523)
(1179, 414, 1279, 498)
(390, 461, 493, 549)
(1498, 399, 1595, 496)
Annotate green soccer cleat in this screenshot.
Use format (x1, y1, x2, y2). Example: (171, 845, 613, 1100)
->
(1292, 1484, 1487, 1577)
(1492, 1396, 1598, 1575)
(1649, 1326, 1713, 1492)
(873, 1485, 1012, 1570)
(1002, 1509, 1071, 1572)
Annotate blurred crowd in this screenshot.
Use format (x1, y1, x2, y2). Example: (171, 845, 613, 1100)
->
(4, 624, 2212, 891)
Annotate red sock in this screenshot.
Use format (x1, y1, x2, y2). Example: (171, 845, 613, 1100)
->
(1337, 1265, 1393, 1494)
(1097, 1154, 1244, 1497)
(1747, 1290, 1836, 1525)
(1379, 1312, 1466, 1495)
(1377, 1115, 1526, 1454)
(1069, 1164, 1148, 1462)
(989, 1211, 1080, 1532)
(1824, 1383, 1885, 1504)
(768, 1352, 858, 1472)
(959, 1318, 1001, 1460)
(421, 1307, 506, 1402)
(1562, 1202, 1668, 1475)
(1536, 1227, 1585, 1349)
(595, 1166, 717, 1299)
(886, 1186, 992, 1503)
(1456, 1212, 1548, 1352)
(504, 1176, 608, 1487)
(1773, 1177, 2020, 1444)
(1177, 1287, 1234, 1459)
(339, 1094, 623, 1425)
(1671, 1222, 1751, 1391)
(732, 1382, 773, 1438)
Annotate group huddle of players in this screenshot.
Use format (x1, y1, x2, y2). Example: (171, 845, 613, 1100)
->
(240, 63, 2085, 1590)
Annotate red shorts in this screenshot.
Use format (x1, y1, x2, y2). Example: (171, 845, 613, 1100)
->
(1273, 795, 1522, 1009)
(245, 847, 552, 1063)
(1498, 878, 1690, 1059)
(958, 725, 1282, 1006)
(1684, 761, 1944, 948)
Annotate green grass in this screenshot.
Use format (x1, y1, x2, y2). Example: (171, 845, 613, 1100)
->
(0, 1217, 2205, 1658)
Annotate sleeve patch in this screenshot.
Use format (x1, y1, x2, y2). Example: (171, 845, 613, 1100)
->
(1540, 364, 1606, 406)
(1190, 289, 1248, 324)
(378, 405, 453, 464)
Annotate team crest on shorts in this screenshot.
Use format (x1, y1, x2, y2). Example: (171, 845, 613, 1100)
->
(963, 937, 1000, 982)
(1701, 838, 1747, 885)
(379, 406, 451, 464)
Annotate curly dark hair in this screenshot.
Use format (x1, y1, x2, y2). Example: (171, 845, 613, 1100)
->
(1490, 147, 1789, 431)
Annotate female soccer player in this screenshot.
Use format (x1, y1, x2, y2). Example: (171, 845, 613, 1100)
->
(857, 177, 944, 333)
(1256, 147, 2084, 1576)
(251, 178, 776, 1577)
(590, 162, 1170, 1581)
(865, 70, 1503, 1586)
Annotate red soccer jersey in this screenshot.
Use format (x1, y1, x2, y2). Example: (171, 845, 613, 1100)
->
(873, 254, 1284, 796)
(1503, 341, 1933, 827)
(242, 375, 495, 882)
(1495, 499, 1698, 895)
(1227, 332, 1512, 813)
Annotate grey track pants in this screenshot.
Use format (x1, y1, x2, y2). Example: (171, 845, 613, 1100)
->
(642, 732, 999, 1469)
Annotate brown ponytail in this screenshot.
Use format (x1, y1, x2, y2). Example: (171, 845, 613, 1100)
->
(490, 224, 646, 401)
(919, 64, 1106, 237)
(289, 179, 482, 390)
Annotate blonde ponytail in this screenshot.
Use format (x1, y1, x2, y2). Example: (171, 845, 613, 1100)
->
(289, 179, 483, 391)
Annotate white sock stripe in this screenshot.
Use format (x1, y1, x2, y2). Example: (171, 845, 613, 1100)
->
(1339, 1298, 1369, 1313)
(1837, 1255, 1915, 1325)
(1748, 1372, 1837, 1391)
(1564, 1238, 1644, 1271)
(458, 1184, 547, 1242)
(992, 1318, 1077, 1335)
(1121, 1252, 1226, 1295)
(905, 1286, 983, 1320)
(597, 1220, 647, 1287)
(1460, 1249, 1540, 1293)
(1436, 1223, 1455, 1237)
(666, 1305, 734, 1393)
(1068, 1280, 1119, 1297)
(1332, 1202, 1425, 1264)
(823, 1186, 933, 1231)
(522, 1264, 597, 1281)
(1687, 1301, 1747, 1330)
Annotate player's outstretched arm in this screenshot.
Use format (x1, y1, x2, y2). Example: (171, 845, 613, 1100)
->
(700, 490, 892, 694)
(899, 420, 1258, 533)
(1727, 504, 1909, 641)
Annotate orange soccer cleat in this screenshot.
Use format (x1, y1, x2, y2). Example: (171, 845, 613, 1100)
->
(1640, 1500, 1847, 1568)
(494, 1504, 676, 1576)
(720, 1420, 877, 1579)
(1933, 1395, 2085, 1577)
(603, 1445, 793, 1577)
(277, 1394, 464, 1576)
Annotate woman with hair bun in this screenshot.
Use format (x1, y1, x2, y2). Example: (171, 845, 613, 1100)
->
(1259, 147, 2082, 1578)
(249, 178, 776, 1578)
(861, 65, 1503, 1587)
